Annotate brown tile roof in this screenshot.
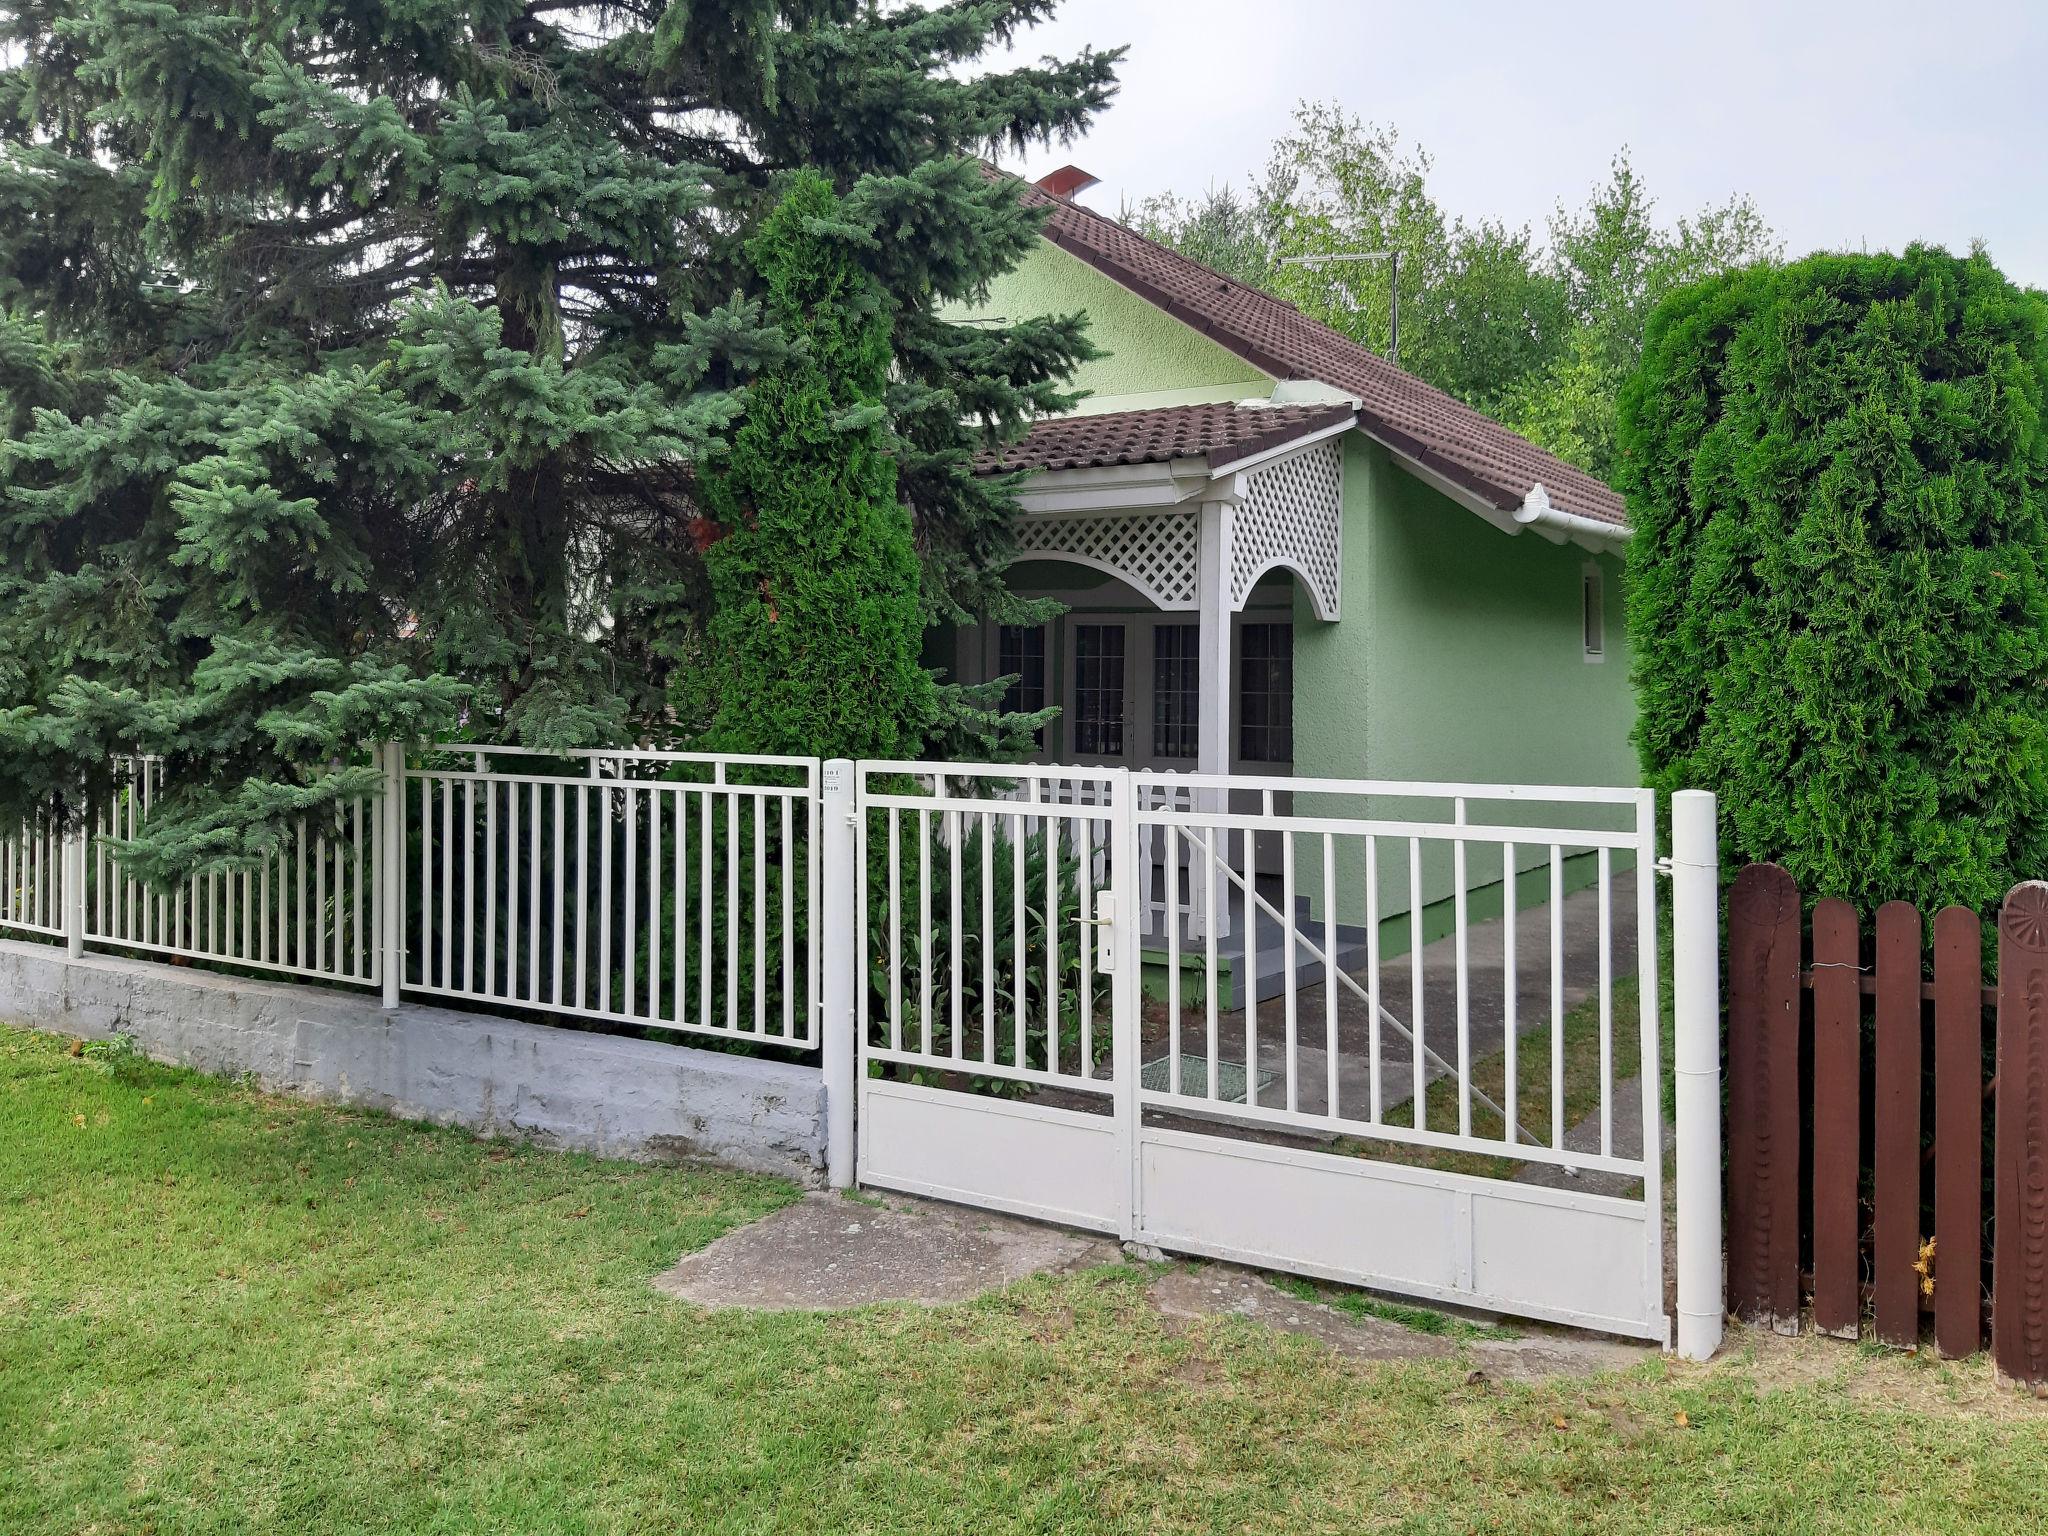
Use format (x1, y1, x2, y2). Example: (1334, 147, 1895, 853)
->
(976, 401, 1354, 476)
(994, 173, 1626, 529)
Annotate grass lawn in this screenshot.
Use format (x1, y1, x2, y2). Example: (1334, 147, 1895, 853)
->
(5, 1026, 2046, 1534)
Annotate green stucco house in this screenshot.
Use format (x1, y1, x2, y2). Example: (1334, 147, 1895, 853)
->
(933, 167, 1639, 978)
(942, 166, 1634, 799)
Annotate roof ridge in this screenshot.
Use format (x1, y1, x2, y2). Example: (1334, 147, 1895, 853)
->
(1001, 167, 1311, 321)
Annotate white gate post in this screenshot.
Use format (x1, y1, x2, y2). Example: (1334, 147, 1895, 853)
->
(380, 741, 404, 1011)
(820, 759, 858, 1189)
(1671, 789, 1723, 1362)
(1109, 766, 1142, 1241)
(63, 795, 86, 960)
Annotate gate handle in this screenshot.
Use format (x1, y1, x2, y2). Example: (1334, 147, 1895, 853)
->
(1072, 892, 1117, 973)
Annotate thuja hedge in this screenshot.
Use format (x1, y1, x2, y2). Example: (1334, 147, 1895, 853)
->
(1619, 246, 2048, 914)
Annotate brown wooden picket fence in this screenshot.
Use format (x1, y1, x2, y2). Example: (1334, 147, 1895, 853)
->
(1725, 864, 2048, 1382)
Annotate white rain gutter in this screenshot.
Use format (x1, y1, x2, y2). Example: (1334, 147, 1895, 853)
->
(1513, 483, 1631, 549)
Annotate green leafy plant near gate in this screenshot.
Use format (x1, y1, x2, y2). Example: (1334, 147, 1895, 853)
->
(863, 801, 1111, 1096)
(1620, 246, 2048, 915)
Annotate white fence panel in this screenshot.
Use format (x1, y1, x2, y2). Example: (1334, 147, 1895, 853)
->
(402, 746, 820, 1048)
(0, 808, 65, 937)
(86, 757, 383, 988)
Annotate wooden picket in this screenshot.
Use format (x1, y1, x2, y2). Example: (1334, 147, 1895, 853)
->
(1809, 896, 1861, 1338)
(1725, 870, 2048, 1383)
(1933, 906, 1983, 1361)
(1993, 882, 2048, 1383)
(1725, 863, 1801, 1330)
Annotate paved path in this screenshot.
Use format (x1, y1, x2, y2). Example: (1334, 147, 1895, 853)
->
(655, 1189, 1653, 1379)
(654, 1190, 1117, 1309)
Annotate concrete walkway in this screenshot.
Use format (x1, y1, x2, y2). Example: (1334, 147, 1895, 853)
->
(1138, 868, 1643, 1154)
(654, 1191, 1118, 1308)
(655, 1189, 1652, 1380)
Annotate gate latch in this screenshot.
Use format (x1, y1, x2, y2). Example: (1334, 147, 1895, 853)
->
(1093, 891, 1116, 974)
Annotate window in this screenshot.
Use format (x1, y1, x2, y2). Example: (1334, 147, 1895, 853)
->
(1582, 564, 1606, 662)
(1238, 623, 1293, 763)
(1151, 624, 1200, 759)
(997, 625, 1047, 714)
(997, 624, 1047, 743)
(1072, 624, 1126, 757)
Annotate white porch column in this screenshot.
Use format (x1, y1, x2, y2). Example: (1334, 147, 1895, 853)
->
(1193, 498, 1235, 938)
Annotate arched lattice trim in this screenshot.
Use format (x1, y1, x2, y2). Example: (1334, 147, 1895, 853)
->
(1011, 506, 1200, 609)
(1231, 441, 1342, 619)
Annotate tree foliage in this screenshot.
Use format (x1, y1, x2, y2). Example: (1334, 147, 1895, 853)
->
(0, 0, 1118, 877)
(1133, 103, 1779, 483)
(1619, 246, 2048, 914)
(685, 170, 933, 760)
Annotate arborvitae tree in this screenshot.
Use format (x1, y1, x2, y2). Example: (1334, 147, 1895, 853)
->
(0, 1, 1116, 876)
(1620, 246, 2048, 914)
(689, 170, 932, 759)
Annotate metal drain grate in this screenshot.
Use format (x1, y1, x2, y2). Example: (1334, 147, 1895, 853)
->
(1139, 1053, 1274, 1104)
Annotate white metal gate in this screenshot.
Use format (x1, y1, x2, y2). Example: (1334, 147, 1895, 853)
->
(852, 760, 1670, 1343)
(852, 760, 1139, 1231)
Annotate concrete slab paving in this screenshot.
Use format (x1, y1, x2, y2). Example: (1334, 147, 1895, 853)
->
(655, 1188, 1653, 1381)
(1147, 1264, 1653, 1381)
(653, 1190, 1119, 1309)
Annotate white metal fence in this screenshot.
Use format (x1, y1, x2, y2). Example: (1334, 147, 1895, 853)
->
(1141, 774, 1660, 1182)
(402, 746, 818, 1047)
(1, 811, 65, 936)
(856, 761, 1121, 1093)
(1, 744, 819, 1049)
(0, 744, 1722, 1353)
(87, 757, 384, 987)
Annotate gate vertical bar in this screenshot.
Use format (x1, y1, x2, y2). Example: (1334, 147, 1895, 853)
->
(1671, 789, 1723, 1362)
(821, 759, 857, 1190)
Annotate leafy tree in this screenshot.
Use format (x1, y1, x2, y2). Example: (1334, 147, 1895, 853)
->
(1496, 155, 1779, 479)
(1134, 104, 1778, 482)
(0, 0, 1118, 877)
(687, 170, 933, 759)
(1620, 246, 2048, 914)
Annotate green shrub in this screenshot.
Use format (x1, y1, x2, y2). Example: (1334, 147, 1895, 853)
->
(1620, 246, 2048, 912)
(683, 169, 935, 760)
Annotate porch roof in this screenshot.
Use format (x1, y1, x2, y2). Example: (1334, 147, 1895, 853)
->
(974, 401, 1354, 477)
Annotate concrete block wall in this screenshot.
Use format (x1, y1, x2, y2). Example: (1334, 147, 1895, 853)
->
(0, 938, 825, 1185)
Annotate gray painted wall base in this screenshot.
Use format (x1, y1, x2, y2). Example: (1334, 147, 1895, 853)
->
(0, 938, 824, 1184)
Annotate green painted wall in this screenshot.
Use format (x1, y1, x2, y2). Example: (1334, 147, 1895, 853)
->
(1292, 435, 1638, 934)
(950, 240, 1272, 408)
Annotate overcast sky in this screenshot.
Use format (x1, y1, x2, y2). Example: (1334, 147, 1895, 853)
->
(989, 0, 2048, 288)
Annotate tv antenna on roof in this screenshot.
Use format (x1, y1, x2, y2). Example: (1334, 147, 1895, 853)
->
(1281, 251, 1400, 366)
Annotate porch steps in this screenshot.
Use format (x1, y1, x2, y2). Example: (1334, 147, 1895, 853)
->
(1141, 896, 1373, 1009)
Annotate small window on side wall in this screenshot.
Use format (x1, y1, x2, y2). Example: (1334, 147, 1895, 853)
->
(1582, 563, 1606, 663)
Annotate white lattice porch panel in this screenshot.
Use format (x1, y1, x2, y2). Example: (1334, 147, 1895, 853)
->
(1012, 506, 1200, 610)
(1231, 441, 1342, 619)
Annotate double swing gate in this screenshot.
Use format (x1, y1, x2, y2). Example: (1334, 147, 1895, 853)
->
(6, 747, 1684, 1343)
(851, 762, 1673, 1343)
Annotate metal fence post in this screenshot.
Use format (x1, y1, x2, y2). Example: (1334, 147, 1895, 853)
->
(380, 741, 404, 1011)
(1671, 788, 1723, 1362)
(820, 759, 857, 1189)
(63, 797, 86, 960)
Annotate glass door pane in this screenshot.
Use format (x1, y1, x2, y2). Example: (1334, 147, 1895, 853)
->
(1152, 623, 1200, 760)
(1072, 623, 1127, 758)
